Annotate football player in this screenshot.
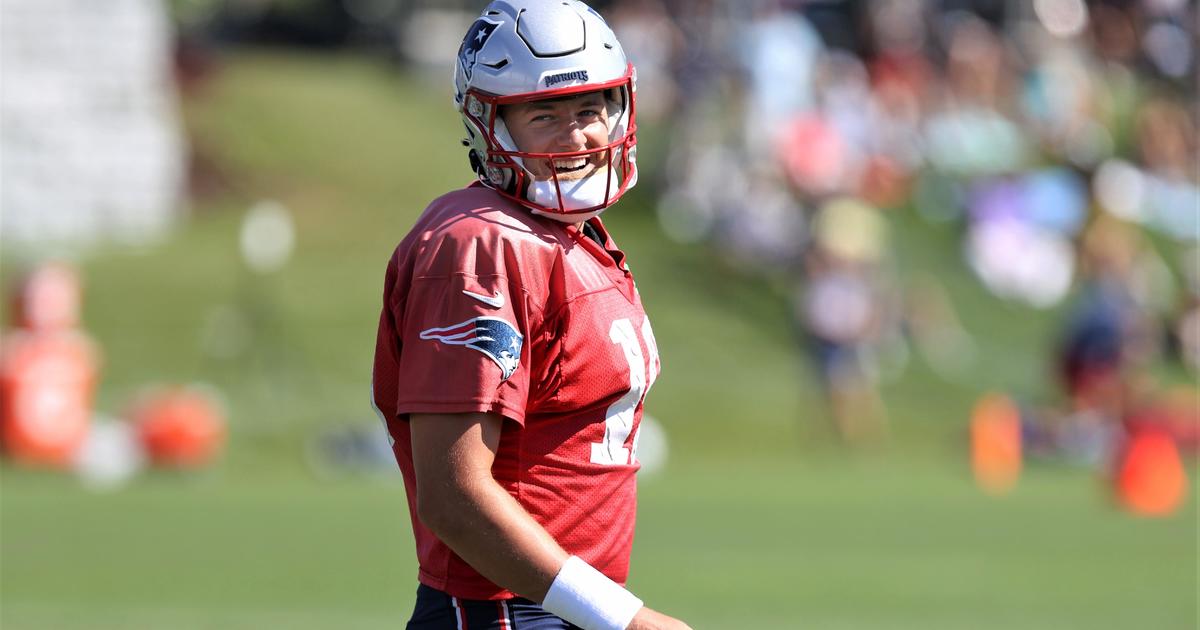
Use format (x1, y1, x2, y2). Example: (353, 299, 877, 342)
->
(371, 1, 691, 629)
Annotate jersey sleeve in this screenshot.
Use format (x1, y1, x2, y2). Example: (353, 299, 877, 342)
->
(392, 232, 543, 426)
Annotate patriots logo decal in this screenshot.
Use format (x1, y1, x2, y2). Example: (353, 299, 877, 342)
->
(458, 18, 501, 82)
(420, 316, 523, 381)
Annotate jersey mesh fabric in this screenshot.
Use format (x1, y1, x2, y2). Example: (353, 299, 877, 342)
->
(372, 184, 659, 600)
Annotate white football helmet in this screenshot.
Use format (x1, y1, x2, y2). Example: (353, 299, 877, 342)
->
(454, 0, 638, 222)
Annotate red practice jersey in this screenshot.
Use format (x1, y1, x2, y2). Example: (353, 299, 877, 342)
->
(372, 183, 660, 600)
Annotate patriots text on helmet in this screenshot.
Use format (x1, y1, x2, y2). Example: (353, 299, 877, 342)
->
(544, 70, 590, 87)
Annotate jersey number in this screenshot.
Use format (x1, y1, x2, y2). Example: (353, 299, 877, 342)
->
(590, 317, 659, 466)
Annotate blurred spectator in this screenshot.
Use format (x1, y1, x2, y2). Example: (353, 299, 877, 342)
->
(0, 263, 99, 467)
(793, 198, 899, 444)
(738, 2, 822, 151)
(1168, 247, 1200, 373)
(1020, 32, 1116, 170)
(714, 166, 807, 270)
(609, 0, 683, 123)
(924, 14, 1032, 177)
(1135, 96, 1195, 183)
(1058, 219, 1145, 418)
(1037, 215, 1177, 465)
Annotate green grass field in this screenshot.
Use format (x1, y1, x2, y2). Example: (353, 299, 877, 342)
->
(1, 51, 1196, 629)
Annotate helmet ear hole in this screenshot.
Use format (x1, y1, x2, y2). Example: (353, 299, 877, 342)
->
(468, 150, 485, 179)
(470, 150, 518, 195)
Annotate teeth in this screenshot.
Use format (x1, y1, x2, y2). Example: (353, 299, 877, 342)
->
(554, 158, 587, 171)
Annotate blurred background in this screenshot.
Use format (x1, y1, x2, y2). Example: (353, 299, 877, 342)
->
(0, 0, 1196, 627)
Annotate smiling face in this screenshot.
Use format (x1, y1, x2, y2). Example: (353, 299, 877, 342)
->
(499, 91, 612, 181)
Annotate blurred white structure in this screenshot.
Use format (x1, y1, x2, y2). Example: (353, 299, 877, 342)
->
(240, 200, 296, 274)
(1, 0, 186, 253)
(74, 416, 146, 491)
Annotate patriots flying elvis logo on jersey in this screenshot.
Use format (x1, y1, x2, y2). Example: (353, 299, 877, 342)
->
(420, 316, 523, 381)
(458, 18, 501, 82)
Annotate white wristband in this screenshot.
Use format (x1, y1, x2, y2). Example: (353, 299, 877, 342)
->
(542, 556, 644, 630)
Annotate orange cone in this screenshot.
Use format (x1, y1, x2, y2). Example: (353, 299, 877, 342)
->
(130, 386, 226, 469)
(1115, 429, 1188, 517)
(970, 393, 1023, 495)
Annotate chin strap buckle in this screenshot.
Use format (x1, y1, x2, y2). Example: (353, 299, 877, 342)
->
(486, 165, 504, 185)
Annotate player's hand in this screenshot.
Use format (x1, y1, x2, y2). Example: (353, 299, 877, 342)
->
(626, 606, 692, 630)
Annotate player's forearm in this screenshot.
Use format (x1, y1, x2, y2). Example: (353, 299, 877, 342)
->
(417, 470, 568, 602)
(423, 487, 698, 630)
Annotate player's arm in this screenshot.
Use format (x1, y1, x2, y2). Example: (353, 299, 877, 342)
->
(410, 412, 691, 630)
(410, 411, 565, 599)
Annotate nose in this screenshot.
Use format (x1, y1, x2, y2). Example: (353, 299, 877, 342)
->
(555, 123, 587, 150)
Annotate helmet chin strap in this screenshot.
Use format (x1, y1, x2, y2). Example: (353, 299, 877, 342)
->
(528, 166, 624, 223)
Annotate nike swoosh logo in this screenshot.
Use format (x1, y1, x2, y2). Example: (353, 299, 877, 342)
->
(462, 289, 505, 309)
